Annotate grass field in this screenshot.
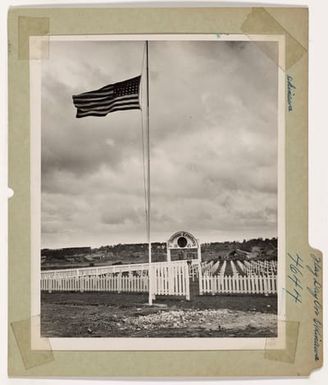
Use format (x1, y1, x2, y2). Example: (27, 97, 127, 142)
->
(41, 292, 277, 338)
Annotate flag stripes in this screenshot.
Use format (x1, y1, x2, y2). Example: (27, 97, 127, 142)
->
(72, 75, 141, 118)
(76, 105, 141, 118)
(73, 95, 138, 109)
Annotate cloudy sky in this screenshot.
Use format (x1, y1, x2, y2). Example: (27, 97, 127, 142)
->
(41, 38, 278, 249)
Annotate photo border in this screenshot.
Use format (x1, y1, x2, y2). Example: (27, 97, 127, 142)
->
(30, 33, 286, 351)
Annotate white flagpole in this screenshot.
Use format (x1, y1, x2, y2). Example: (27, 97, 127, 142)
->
(145, 41, 152, 306)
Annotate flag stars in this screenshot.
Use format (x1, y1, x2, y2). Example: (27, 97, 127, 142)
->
(114, 79, 140, 97)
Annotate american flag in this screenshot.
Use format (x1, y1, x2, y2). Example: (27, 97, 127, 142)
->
(72, 75, 141, 118)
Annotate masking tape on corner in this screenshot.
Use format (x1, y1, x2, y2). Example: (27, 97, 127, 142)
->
(264, 320, 299, 363)
(11, 316, 54, 370)
(18, 16, 49, 60)
(241, 8, 306, 70)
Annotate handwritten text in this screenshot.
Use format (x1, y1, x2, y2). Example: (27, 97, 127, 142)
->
(287, 75, 296, 112)
(306, 254, 322, 361)
(285, 253, 304, 304)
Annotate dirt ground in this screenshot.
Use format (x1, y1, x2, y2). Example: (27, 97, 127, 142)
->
(41, 292, 277, 338)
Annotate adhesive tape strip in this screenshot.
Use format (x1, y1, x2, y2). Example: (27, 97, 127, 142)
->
(11, 317, 54, 370)
(18, 16, 49, 60)
(241, 8, 306, 70)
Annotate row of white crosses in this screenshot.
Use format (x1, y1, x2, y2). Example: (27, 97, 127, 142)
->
(202, 260, 230, 276)
(259, 260, 277, 274)
(230, 260, 238, 275)
(201, 261, 214, 274)
(243, 260, 277, 276)
(201, 259, 277, 277)
(210, 260, 221, 274)
(202, 260, 228, 276)
(219, 260, 227, 276)
(237, 260, 246, 274)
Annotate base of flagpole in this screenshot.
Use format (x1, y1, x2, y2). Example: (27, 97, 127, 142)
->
(144, 301, 166, 309)
(148, 293, 156, 305)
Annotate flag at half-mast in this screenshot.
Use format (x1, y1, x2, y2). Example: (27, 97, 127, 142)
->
(72, 75, 141, 118)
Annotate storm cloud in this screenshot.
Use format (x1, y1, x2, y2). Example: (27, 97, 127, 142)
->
(41, 39, 278, 248)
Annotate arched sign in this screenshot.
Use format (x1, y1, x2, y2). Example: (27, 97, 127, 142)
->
(167, 231, 199, 250)
(167, 231, 201, 263)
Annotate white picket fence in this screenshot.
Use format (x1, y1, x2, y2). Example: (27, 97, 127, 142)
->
(41, 260, 190, 299)
(41, 262, 151, 280)
(153, 261, 190, 297)
(200, 274, 277, 295)
(41, 274, 149, 293)
(41, 259, 277, 298)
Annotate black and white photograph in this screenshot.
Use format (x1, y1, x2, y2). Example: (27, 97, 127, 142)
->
(35, 35, 282, 344)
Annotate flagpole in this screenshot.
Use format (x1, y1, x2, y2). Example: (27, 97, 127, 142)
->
(145, 40, 152, 306)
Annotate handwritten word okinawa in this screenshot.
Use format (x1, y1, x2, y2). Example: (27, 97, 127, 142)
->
(287, 75, 296, 112)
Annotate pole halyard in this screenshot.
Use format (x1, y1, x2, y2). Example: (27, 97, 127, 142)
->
(145, 40, 152, 306)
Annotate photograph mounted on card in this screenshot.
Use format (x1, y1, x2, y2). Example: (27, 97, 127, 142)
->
(30, 34, 285, 351)
(8, 6, 322, 378)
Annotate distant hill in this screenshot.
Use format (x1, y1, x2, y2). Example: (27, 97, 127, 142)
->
(41, 237, 277, 270)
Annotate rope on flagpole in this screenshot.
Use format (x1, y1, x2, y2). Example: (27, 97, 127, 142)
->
(145, 40, 152, 306)
(139, 44, 148, 237)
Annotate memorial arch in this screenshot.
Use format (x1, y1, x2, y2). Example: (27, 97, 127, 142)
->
(167, 231, 201, 264)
